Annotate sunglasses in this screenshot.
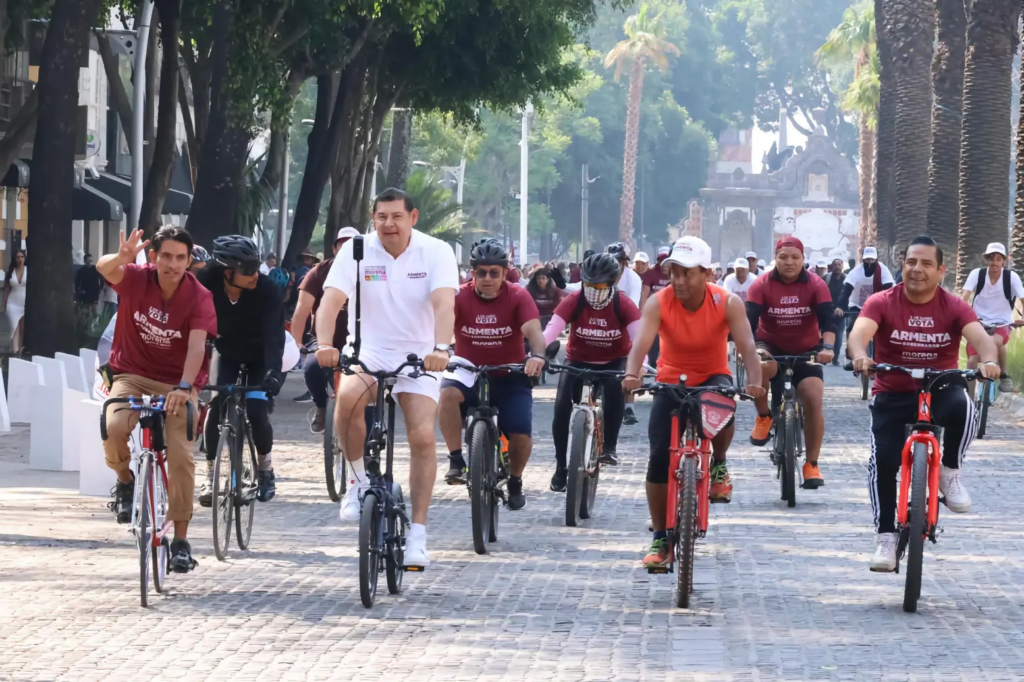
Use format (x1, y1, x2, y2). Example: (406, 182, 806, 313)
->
(237, 262, 259, 276)
(475, 268, 503, 279)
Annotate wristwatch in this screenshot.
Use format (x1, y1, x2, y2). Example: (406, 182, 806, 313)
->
(434, 344, 453, 356)
(823, 343, 834, 351)
(176, 381, 192, 392)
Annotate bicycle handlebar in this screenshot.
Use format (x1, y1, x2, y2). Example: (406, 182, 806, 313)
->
(842, 361, 991, 383)
(204, 384, 267, 394)
(100, 396, 194, 442)
(446, 362, 527, 374)
(333, 353, 432, 380)
(633, 382, 753, 402)
(763, 353, 823, 367)
(545, 362, 625, 379)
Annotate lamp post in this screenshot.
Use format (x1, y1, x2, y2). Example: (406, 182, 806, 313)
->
(518, 100, 532, 268)
(131, 0, 155, 234)
(580, 164, 599, 260)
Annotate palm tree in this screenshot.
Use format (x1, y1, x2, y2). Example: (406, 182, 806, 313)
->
(956, 0, 1021, 288)
(872, 0, 896, 258)
(818, 3, 877, 251)
(405, 170, 466, 245)
(1013, 66, 1024, 268)
(926, 0, 967, 267)
(604, 6, 679, 246)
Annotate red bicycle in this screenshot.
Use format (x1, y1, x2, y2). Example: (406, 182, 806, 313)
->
(867, 364, 989, 613)
(635, 382, 746, 608)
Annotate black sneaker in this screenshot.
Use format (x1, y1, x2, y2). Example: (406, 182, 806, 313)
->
(507, 475, 526, 510)
(292, 391, 313, 403)
(622, 407, 638, 425)
(310, 406, 326, 434)
(445, 454, 467, 485)
(108, 476, 134, 524)
(598, 447, 618, 466)
(550, 466, 568, 492)
(169, 538, 198, 574)
(257, 470, 276, 502)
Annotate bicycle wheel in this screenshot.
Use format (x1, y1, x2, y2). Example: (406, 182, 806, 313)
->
(903, 442, 928, 613)
(781, 408, 797, 508)
(977, 382, 991, 440)
(580, 418, 601, 520)
(235, 426, 257, 550)
(137, 455, 152, 608)
(468, 419, 493, 554)
(386, 482, 406, 595)
(565, 410, 588, 527)
(152, 464, 169, 594)
(676, 456, 697, 609)
(324, 398, 347, 501)
(211, 427, 233, 562)
(359, 490, 381, 608)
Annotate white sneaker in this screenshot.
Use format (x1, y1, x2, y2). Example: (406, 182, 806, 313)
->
(870, 532, 898, 572)
(404, 524, 430, 568)
(339, 481, 366, 523)
(940, 465, 971, 513)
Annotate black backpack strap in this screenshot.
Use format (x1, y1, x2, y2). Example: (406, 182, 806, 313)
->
(972, 268, 984, 306)
(1003, 268, 1013, 304)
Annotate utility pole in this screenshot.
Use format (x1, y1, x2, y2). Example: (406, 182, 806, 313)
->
(519, 100, 532, 267)
(130, 0, 155, 234)
(277, 129, 290, 257)
(580, 163, 598, 260)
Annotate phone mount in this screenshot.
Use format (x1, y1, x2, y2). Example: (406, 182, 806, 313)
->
(352, 236, 364, 360)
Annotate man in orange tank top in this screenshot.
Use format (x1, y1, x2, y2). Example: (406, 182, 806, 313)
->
(623, 237, 765, 569)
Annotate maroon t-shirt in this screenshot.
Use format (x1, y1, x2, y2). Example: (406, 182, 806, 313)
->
(860, 285, 978, 394)
(530, 287, 565, 317)
(641, 266, 671, 296)
(454, 282, 539, 366)
(555, 291, 641, 362)
(109, 263, 218, 387)
(747, 269, 832, 354)
(300, 258, 348, 350)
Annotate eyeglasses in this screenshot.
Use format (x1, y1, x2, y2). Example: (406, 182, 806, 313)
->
(475, 268, 503, 280)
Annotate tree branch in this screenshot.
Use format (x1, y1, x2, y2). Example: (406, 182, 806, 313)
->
(0, 87, 38, 174)
(271, 23, 309, 58)
(96, 30, 133, 143)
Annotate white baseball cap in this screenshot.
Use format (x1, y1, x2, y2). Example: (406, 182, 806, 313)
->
(816, 259, 828, 268)
(758, 259, 767, 268)
(862, 247, 879, 260)
(335, 226, 361, 242)
(745, 251, 757, 259)
(634, 251, 650, 264)
(985, 242, 1007, 256)
(663, 236, 713, 270)
(657, 246, 671, 258)
(733, 258, 749, 270)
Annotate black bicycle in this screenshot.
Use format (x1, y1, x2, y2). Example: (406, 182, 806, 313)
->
(323, 370, 348, 502)
(205, 375, 263, 561)
(765, 353, 821, 508)
(448, 361, 526, 554)
(973, 324, 1001, 440)
(547, 362, 625, 527)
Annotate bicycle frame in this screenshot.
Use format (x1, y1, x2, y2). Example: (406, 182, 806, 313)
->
(896, 391, 941, 538)
(666, 415, 710, 538)
(572, 381, 604, 475)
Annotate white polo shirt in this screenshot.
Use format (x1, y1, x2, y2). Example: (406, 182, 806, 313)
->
(618, 266, 643, 306)
(324, 229, 459, 357)
(722, 272, 754, 302)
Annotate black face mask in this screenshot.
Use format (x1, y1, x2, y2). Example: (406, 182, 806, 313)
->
(863, 262, 877, 277)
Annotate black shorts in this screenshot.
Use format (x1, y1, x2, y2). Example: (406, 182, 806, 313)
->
(646, 374, 733, 484)
(756, 341, 824, 386)
(440, 374, 533, 437)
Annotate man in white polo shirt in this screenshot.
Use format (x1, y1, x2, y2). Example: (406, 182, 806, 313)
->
(722, 258, 754, 302)
(961, 242, 1024, 392)
(315, 187, 458, 568)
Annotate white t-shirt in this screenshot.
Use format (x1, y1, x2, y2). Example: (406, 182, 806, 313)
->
(845, 263, 894, 309)
(722, 272, 755, 302)
(324, 230, 459, 357)
(963, 268, 1024, 325)
(618, 267, 643, 306)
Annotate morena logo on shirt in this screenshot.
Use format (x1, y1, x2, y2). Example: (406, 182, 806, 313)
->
(364, 266, 387, 281)
(908, 316, 935, 328)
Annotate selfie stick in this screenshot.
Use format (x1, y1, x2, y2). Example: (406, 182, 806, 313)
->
(352, 236, 363, 361)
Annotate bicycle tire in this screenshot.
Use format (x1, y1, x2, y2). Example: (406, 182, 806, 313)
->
(977, 382, 991, 440)
(153, 537, 169, 594)
(324, 398, 347, 501)
(151, 465, 169, 594)
(468, 419, 493, 554)
(235, 426, 257, 550)
(580, 417, 601, 520)
(782, 408, 797, 508)
(137, 455, 152, 608)
(565, 410, 588, 527)
(359, 490, 381, 608)
(211, 427, 233, 562)
(676, 456, 697, 609)
(386, 482, 406, 595)
(903, 441, 928, 613)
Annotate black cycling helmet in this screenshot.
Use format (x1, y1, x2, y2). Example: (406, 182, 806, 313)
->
(606, 242, 630, 262)
(212, 235, 260, 268)
(191, 245, 212, 264)
(469, 238, 509, 268)
(581, 253, 621, 285)
(583, 249, 596, 260)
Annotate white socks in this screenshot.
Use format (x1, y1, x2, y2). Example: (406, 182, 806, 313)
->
(349, 456, 366, 485)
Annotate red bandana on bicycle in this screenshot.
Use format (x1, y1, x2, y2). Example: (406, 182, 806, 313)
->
(699, 392, 737, 440)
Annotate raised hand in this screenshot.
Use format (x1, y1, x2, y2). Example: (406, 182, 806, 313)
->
(118, 229, 150, 264)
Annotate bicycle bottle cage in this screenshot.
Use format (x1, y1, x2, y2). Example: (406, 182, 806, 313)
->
(699, 392, 736, 440)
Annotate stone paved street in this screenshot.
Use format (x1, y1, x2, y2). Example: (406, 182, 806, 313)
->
(3, 367, 1024, 680)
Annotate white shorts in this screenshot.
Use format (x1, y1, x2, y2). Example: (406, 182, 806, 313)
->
(357, 346, 441, 403)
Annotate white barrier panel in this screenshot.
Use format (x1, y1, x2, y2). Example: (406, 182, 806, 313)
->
(77, 399, 108, 496)
(28, 385, 81, 471)
(0, 370, 11, 433)
(8, 358, 42, 424)
(55, 352, 88, 394)
(32, 355, 67, 389)
(79, 348, 98, 383)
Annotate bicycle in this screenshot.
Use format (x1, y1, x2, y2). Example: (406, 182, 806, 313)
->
(546, 362, 625, 527)
(447, 361, 526, 554)
(764, 353, 822, 508)
(204, 374, 264, 561)
(323, 370, 348, 502)
(973, 324, 1001, 440)
(854, 363, 989, 613)
(633, 381, 746, 608)
(100, 395, 195, 607)
(335, 353, 424, 608)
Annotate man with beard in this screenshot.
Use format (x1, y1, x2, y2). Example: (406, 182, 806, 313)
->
(826, 258, 847, 364)
(837, 247, 894, 358)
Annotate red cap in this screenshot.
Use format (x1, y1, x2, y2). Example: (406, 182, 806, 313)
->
(775, 236, 804, 254)
(506, 268, 521, 283)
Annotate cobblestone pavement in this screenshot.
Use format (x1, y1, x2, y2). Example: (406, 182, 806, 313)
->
(3, 367, 1024, 680)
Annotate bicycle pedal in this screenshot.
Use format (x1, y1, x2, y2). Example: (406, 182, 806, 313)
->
(646, 566, 670, 574)
(710, 497, 731, 504)
(402, 565, 425, 572)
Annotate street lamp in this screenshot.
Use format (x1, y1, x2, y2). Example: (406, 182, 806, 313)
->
(519, 100, 533, 268)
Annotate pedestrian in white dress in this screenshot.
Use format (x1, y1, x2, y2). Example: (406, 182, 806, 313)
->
(2, 250, 26, 354)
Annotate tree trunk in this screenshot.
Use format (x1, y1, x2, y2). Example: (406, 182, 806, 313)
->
(143, 10, 158, 174)
(24, 0, 103, 357)
(926, 0, 967, 265)
(618, 57, 645, 246)
(177, 67, 197, 187)
(858, 115, 876, 250)
(0, 88, 38, 173)
(138, 0, 181, 235)
(956, 0, 1021, 287)
(873, 0, 897, 257)
(259, 67, 306, 194)
(96, 31, 133, 144)
(888, 0, 935, 256)
(385, 107, 412, 189)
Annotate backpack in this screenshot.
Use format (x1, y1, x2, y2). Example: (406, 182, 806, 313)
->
(972, 268, 1015, 309)
(570, 290, 627, 328)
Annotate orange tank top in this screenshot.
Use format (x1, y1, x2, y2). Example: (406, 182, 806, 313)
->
(656, 283, 732, 386)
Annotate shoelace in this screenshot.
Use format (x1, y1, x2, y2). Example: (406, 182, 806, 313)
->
(945, 474, 963, 495)
(710, 465, 728, 483)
